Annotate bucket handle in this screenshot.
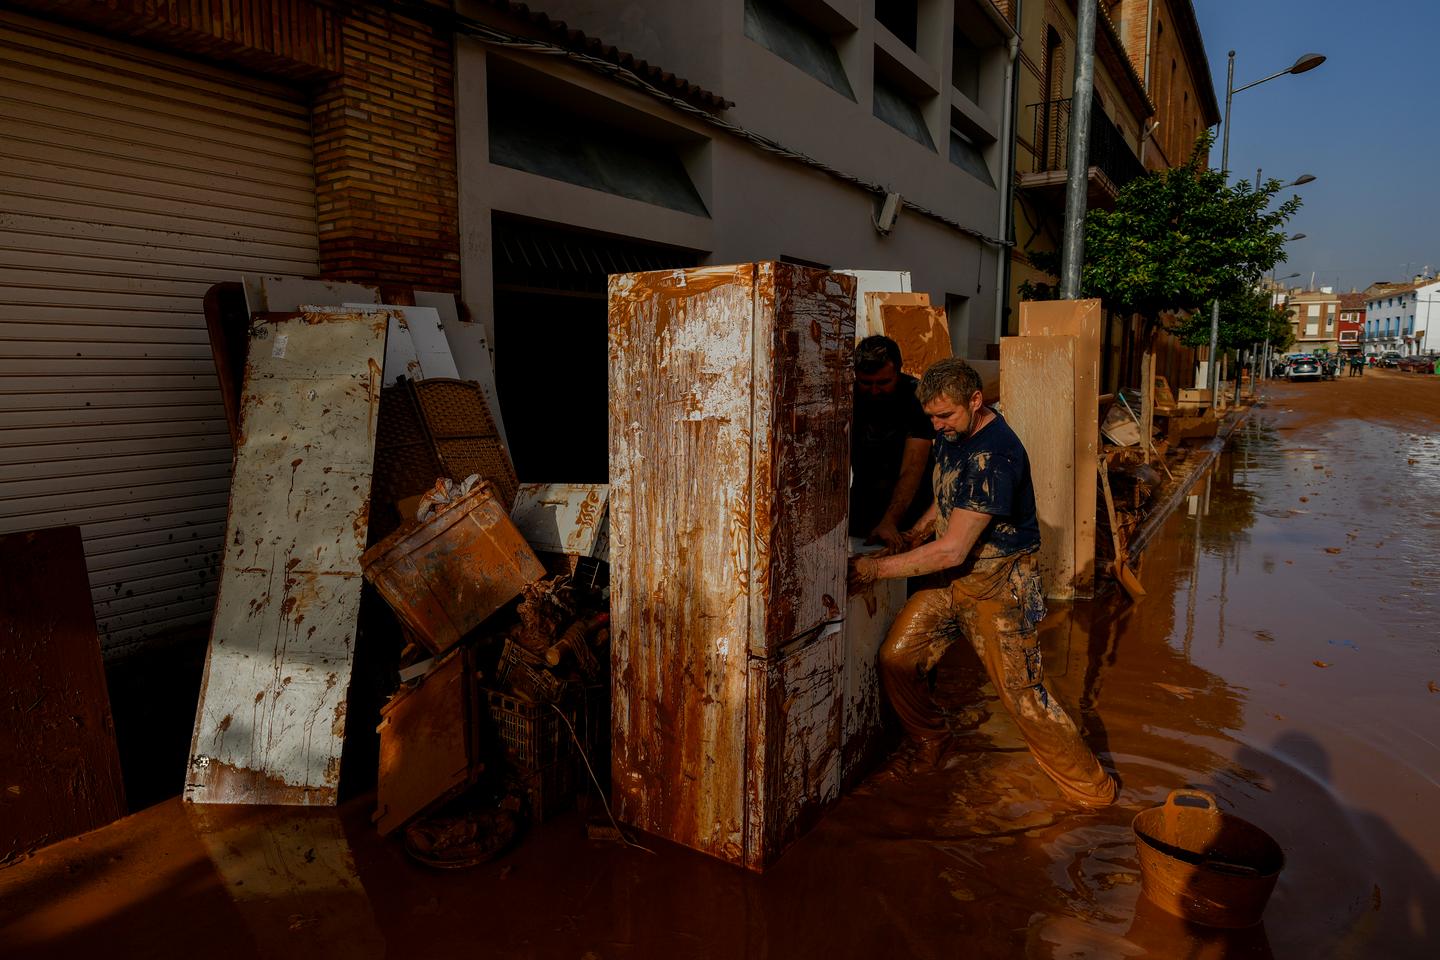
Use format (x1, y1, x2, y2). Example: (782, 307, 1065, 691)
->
(1165, 788, 1219, 812)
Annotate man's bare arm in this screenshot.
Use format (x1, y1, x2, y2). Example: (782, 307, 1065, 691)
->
(864, 507, 991, 580)
(868, 437, 932, 546)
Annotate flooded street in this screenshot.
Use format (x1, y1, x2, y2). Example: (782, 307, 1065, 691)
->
(3, 373, 1438, 959)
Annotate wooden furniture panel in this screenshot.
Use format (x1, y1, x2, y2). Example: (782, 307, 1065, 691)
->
(1000, 335, 1078, 599)
(1018, 299, 1101, 597)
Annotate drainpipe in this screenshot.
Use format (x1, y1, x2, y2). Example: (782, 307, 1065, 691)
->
(1142, 0, 1156, 88)
(1059, 0, 1097, 299)
(994, 4, 1022, 345)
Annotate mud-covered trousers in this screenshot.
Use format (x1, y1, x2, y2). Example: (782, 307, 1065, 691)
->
(878, 550, 1117, 807)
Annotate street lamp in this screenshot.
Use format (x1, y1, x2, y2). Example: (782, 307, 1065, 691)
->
(1208, 50, 1326, 406)
(1255, 170, 1316, 189)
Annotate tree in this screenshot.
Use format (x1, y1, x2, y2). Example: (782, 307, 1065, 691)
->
(1173, 287, 1294, 352)
(1026, 133, 1302, 339)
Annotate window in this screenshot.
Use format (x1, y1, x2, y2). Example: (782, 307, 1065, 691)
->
(952, 26, 981, 103)
(874, 74, 935, 150)
(949, 125, 993, 185)
(1307, 304, 1320, 317)
(744, 0, 855, 99)
(488, 78, 709, 216)
(876, 0, 918, 50)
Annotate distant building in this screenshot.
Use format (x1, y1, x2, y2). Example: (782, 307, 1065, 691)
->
(1364, 278, 1440, 356)
(1286, 288, 1341, 355)
(1337, 292, 1365, 355)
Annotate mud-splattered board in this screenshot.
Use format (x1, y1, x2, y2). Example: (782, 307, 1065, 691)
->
(185, 309, 387, 805)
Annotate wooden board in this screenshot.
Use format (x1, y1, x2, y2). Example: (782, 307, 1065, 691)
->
(1000, 335, 1077, 600)
(1018, 299, 1100, 597)
(348, 304, 458, 387)
(863, 291, 929, 341)
(836, 270, 910, 339)
(372, 648, 479, 836)
(185, 309, 388, 805)
(880, 303, 952, 379)
(0, 526, 126, 853)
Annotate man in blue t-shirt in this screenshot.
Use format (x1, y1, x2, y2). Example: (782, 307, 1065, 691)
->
(848, 358, 1116, 808)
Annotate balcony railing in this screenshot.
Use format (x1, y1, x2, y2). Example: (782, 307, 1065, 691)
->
(1026, 97, 1146, 191)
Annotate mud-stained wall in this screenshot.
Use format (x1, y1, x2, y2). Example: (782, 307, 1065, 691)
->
(609, 263, 855, 870)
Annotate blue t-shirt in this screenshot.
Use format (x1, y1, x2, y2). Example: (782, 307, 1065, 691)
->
(933, 410, 1041, 559)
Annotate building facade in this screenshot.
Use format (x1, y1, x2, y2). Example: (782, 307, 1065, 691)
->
(1364, 279, 1439, 356)
(457, 0, 1020, 483)
(1337, 292, 1364, 356)
(1011, 0, 1153, 314)
(1286, 288, 1341, 355)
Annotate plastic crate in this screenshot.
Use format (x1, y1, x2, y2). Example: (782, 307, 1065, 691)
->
(484, 684, 608, 822)
(493, 638, 566, 705)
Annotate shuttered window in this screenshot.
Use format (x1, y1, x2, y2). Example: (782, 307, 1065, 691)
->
(0, 11, 319, 654)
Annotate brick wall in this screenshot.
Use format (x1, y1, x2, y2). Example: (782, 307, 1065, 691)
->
(313, 5, 459, 289)
(1114, 0, 1207, 169)
(9, 0, 460, 291)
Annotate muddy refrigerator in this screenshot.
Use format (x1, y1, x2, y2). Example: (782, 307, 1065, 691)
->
(608, 262, 856, 871)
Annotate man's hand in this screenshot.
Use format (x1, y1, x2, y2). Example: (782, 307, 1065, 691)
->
(901, 522, 935, 550)
(847, 555, 879, 593)
(865, 518, 903, 550)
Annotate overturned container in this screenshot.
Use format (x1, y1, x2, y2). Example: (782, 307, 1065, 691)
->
(362, 479, 545, 653)
(1132, 788, 1285, 929)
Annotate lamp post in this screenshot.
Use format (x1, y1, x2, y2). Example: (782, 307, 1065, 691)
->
(1207, 50, 1326, 406)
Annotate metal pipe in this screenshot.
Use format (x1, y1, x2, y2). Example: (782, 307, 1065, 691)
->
(1143, 0, 1156, 88)
(1060, 0, 1097, 300)
(1206, 51, 1236, 405)
(995, 19, 1022, 344)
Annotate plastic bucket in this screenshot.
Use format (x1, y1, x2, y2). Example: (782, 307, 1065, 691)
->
(1132, 789, 1285, 929)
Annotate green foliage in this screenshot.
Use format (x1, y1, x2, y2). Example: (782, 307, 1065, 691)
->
(1170, 288, 1294, 351)
(1027, 133, 1302, 331)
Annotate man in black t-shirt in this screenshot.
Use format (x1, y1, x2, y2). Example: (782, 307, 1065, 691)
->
(848, 358, 1116, 808)
(850, 336, 934, 549)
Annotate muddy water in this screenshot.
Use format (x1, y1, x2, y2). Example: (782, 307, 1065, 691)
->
(3, 376, 1438, 959)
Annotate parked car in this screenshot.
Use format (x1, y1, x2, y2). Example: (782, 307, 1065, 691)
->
(1398, 353, 1438, 373)
(1380, 352, 1403, 368)
(1287, 356, 1323, 381)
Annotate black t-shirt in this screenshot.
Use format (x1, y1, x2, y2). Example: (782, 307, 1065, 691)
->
(849, 374, 934, 535)
(933, 410, 1041, 558)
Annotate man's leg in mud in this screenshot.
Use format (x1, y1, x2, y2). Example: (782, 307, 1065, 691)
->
(957, 584, 1117, 808)
(876, 586, 962, 770)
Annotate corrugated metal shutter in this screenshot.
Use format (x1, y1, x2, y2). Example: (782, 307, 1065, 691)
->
(0, 11, 319, 654)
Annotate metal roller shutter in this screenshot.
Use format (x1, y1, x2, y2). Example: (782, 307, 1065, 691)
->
(0, 11, 319, 654)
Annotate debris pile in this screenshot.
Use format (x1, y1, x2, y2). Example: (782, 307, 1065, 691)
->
(190, 276, 614, 865)
(363, 478, 614, 861)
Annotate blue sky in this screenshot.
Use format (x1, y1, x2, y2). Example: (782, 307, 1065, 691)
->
(1193, 0, 1439, 292)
